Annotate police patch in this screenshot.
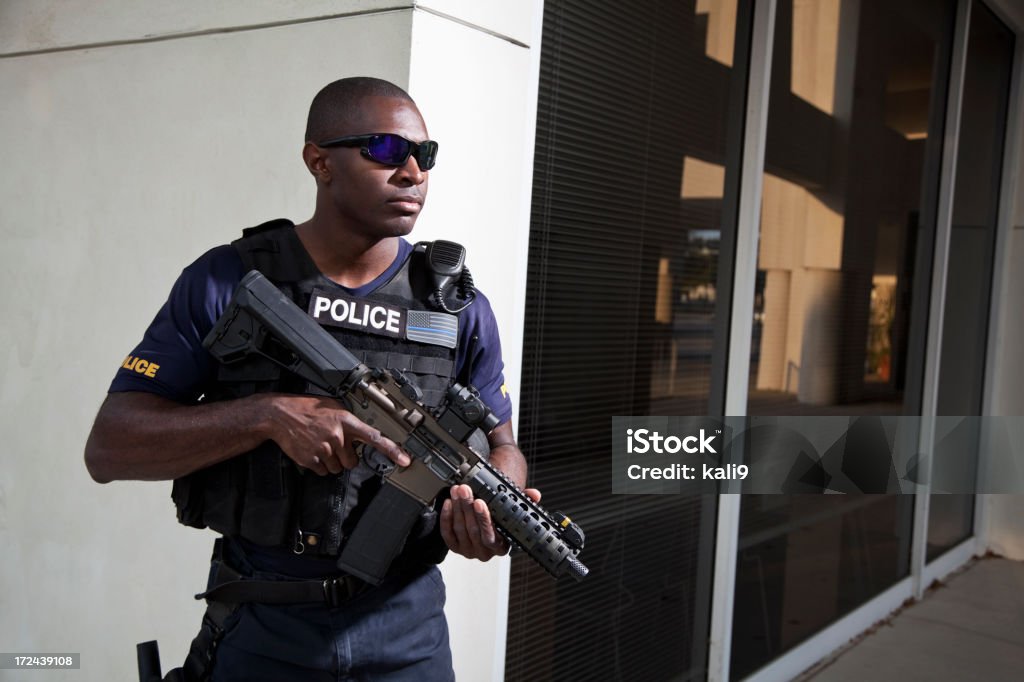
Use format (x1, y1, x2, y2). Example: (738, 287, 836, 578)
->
(406, 310, 459, 349)
(308, 288, 406, 340)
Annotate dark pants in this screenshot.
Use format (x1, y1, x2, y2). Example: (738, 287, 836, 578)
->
(207, 542, 455, 682)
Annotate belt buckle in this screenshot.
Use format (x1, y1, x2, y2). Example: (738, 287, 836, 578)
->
(322, 576, 358, 608)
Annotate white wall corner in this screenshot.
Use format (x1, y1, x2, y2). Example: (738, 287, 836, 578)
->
(406, 2, 543, 680)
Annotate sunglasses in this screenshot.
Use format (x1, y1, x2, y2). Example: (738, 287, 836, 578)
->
(317, 133, 438, 171)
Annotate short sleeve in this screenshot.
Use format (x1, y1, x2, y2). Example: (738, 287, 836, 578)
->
(108, 246, 245, 403)
(455, 291, 514, 425)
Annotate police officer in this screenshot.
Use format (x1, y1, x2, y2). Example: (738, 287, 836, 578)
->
(84, 76, 536, 681)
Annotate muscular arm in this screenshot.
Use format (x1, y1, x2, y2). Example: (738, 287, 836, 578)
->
(486, 421, 528, 488)
(84, 391, 406, 484)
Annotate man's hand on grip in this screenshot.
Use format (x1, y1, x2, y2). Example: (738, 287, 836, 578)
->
(261, 393, 409, 475)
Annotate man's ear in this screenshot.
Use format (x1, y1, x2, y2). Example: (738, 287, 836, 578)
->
(302, 142, 330, 183)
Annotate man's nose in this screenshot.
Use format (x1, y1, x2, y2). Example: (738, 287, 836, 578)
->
(395, 155, 427, 185)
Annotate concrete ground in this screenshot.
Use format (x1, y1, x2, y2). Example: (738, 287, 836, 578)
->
(805, 556, 1024, 681)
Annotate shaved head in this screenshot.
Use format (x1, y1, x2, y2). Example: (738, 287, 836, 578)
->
(305, 77, 415, 143)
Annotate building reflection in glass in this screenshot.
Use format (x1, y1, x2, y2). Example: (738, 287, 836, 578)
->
(510, 1, 748, 680)
(732, 1, 957, 679)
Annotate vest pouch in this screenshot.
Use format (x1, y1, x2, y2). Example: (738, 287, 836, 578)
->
(326, 463, 384, 556)
(239, 442, 298, 547)
(172, 454, 245, 535)
(171, 472, 205, 529)
(197, 458, 245, 538)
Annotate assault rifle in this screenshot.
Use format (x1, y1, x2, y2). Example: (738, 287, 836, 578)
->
(203, 270, 588, 584)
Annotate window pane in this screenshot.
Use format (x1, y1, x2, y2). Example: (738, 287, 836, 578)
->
(732, 1, 956, 677)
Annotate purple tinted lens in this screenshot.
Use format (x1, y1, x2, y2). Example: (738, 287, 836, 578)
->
(366, 134, 411, 165)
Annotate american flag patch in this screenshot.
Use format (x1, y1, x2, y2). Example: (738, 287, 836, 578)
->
(406, 310, 459, 349)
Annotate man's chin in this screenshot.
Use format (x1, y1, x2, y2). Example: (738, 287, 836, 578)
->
(383, 216, 418, 237)
(357, 223, 416, 244)
(343, 212, 419, 242)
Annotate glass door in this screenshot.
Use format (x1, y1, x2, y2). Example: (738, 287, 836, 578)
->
(927, 0, 1015, 562)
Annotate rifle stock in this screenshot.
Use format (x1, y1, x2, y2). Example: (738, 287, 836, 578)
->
(203, 270, 588, 583)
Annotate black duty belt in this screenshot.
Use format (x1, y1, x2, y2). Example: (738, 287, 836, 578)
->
(196, 560, 369, 609)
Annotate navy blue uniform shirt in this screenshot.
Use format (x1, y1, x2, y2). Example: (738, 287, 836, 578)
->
(109, 238, 513, 424)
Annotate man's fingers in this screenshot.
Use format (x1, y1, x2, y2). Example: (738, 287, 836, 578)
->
(524, 488, 541, 503)
(336, 444, 359, 470)
(366, 435, 409, 468)
(440, 486, 515, 560)
(450, 487, 471, 548)
(472, 499, 498, 547)
(473, 499, 511, 554)
(306, 454, 329, 476)
(343, 417, 410, 467)
(457, 487, 483, 543)
(440, 498, 457, 548)
(319, 442, 343, 474)
(384, 440, 411, 468)
(455, 486, 475, 523)
(445, 486, 483, 558)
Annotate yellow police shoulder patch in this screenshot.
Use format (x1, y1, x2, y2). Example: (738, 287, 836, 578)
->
(122, 355, 160, 379)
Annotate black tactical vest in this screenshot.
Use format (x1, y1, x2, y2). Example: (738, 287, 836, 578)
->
(172, 220, 467, 567)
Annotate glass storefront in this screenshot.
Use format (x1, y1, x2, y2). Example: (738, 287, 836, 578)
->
(732, 0, 958, 677)
(511, 0, 1016, 679)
